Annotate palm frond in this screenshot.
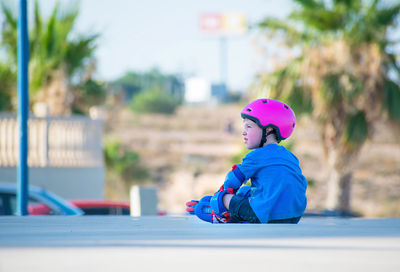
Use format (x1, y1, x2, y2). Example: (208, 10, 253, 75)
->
(349, 2, 400, 44)
(290, 8, 345, 32)
(42, 2, 59, 58)
(259, 17, 299, 35)
(320, 73, 342, 106)
(387, 53, 400, 75)
(258, 17, 315, 44)
(56, 5, 79, 41)
(30, 0, 43, 56)
(342, 110, 368, 150)
(65, 34, 99, 75)
(33, 0, 42, 34)
(333, 0, 363, 11)
(1, 2, 17, 29)
(293, 0, 324, 9)
(266, 58, 313, 115)
(0, 2, 17, 60)
(372, 3, 400, 27)
(0, 61, 16, 111)
(384, 80, 400, 121)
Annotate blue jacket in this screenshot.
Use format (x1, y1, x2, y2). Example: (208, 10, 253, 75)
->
(224, 144, 307, 223)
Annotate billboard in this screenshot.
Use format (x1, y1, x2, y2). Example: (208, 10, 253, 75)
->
(199, 13, 247, 35)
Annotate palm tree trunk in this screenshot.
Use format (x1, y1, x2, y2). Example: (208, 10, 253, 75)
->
(323, 123, 356, 214)
(326, 168, 353, 214)
(326, 148, 340, 210)
(35, 69, 72, 116)
(324, 143, 355, 214)
(338, 172, 352, 213)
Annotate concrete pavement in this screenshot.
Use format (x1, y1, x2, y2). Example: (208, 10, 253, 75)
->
(0, 216, 399, 272)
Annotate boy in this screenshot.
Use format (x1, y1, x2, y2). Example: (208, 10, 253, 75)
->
(186, 99, 307, 223)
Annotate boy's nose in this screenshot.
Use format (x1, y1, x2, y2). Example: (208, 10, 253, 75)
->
(242, 130, 246, 136)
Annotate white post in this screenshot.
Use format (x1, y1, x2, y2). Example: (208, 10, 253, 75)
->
(130, 185, 158, 216)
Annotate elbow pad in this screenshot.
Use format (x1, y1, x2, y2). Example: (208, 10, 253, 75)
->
(223, 165, 246, 190)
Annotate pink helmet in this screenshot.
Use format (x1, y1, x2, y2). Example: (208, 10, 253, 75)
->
(241, 98, 296, 142)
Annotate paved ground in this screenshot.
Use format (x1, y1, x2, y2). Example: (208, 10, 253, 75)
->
(0, 216, 399, 272)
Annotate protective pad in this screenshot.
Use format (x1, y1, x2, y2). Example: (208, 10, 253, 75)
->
(232, 165, 245, 183)
(194, 196, 213, 223)
(223, 171, 242, 190)
(210, 190, 228, 216)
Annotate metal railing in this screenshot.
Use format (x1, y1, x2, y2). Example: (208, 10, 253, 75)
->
(0, 114, 103, 167)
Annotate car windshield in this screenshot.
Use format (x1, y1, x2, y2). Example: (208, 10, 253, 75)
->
(36, 190, 83, 215)
(7, 194, 54, 215)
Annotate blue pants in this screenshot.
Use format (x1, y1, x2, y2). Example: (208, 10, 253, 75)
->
(229, 195, 301, 224)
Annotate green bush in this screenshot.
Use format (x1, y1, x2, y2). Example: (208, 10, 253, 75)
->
(130, 88, 180, 114)
(72, 79, 107, 114)
(231, 146, 250, 165)
(104, 140, 149, 182)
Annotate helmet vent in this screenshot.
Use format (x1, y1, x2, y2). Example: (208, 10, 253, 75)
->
(262, 100, 268, 103)
(284, 105, 289, 109)
(247, 108, 252, 112)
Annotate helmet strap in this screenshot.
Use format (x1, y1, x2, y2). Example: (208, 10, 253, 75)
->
(259, 128, 275, 147)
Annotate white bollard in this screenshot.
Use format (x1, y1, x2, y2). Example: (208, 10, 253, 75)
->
(130, 185, 158, 216)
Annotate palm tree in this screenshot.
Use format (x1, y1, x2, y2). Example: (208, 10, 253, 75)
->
(256, 0, 400, 214)
(0, 0, 99, 115)
(0, 1, 17, 111)
(0, 61, 16, 111)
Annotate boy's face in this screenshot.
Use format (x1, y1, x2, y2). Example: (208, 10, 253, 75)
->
(242, 119, 262, 150)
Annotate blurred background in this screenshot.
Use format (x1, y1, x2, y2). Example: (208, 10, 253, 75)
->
(0, 0, 399, 217)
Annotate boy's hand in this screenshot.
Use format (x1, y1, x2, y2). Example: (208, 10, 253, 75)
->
(185, 200, 199, 214)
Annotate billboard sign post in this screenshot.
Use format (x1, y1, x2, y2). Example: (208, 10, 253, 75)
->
(199, 13, 247, 90)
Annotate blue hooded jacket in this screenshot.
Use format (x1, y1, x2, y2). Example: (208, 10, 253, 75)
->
(224, 144, 307, 223)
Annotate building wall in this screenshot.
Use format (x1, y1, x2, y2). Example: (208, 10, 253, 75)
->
(0, 114, 105, 199)
(0, 167, 105, 199)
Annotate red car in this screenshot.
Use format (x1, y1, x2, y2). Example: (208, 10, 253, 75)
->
(69, 200, 131, 215)
(69, 200, 167, 216)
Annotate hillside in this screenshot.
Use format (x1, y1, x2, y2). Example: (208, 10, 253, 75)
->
(105, 104, 400, 217)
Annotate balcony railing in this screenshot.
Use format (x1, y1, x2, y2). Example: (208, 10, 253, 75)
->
(0, 114, 103, 167)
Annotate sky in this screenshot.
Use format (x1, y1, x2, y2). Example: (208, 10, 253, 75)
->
(2, 1, 399, 91)
(36, 0, 294, 91)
